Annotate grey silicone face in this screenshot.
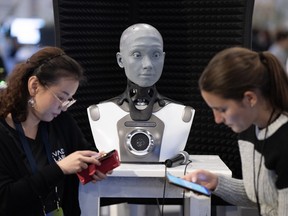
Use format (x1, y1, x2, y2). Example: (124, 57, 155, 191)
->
(117, 24, 165, 87)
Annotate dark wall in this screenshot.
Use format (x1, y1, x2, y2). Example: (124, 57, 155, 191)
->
(53, 0, 255, 179)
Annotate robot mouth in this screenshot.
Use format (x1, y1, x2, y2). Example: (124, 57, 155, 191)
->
(139, 70, 154, 76)
(139, 74, 153, 78)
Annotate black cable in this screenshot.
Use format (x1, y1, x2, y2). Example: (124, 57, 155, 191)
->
(160, 159, 193, 216)
(155, 198, 162, 216)
(181, 160, 193, 216)
(253, 109, 276, 216)
(160, 165, 168, 216)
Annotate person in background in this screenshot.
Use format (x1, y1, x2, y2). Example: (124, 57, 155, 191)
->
(183, 47, 288, 216)
(268, 30, 288, 69)
(0, 46, 110, 216)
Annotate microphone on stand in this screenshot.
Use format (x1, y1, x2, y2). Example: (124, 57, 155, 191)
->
(164, 151, 190, 168)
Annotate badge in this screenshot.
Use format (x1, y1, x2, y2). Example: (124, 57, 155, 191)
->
(46, 207, 64, 216)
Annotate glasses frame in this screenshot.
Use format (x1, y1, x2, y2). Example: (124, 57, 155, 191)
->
(45, 85, 76, 109)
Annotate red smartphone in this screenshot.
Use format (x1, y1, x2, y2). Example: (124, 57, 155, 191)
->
(96, 149, 121, 174)
(77, 149, 120, 185)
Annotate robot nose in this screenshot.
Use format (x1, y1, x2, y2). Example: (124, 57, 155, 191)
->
(142, 56, 153, 70)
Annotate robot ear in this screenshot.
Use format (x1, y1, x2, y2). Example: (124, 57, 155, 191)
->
(116, 52, 124, 68)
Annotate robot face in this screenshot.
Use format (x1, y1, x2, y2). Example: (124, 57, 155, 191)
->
(119, 36, 165, 87)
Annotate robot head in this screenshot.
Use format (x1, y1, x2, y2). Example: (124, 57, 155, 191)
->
(116, 23, 166, 87)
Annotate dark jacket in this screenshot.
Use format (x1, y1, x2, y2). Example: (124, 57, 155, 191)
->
(0, 112, 95, 216)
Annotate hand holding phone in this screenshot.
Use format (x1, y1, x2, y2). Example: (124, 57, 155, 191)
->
(95, 149, 120, 174)
(166, 172, 211, 196)
(77, 149, 120, 184)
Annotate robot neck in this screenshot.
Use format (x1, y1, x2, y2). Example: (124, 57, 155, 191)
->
(117, 80, 166, 121)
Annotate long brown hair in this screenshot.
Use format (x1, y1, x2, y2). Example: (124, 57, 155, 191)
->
(0, 46, 84, 121)
(199, 46, 288, 112)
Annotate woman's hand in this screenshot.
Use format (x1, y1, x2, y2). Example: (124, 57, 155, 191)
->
(90, 169, 112, 183)
(182, 169, 218, 191)
(57, 150, 102, 175)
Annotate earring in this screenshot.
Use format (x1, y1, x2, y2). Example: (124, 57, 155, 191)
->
(28, 98, 35, 108)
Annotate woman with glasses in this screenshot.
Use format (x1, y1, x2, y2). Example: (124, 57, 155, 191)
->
(0, 46, 110, 216)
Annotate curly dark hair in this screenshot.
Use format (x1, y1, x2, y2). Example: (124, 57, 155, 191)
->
(0, 46, 84, 121)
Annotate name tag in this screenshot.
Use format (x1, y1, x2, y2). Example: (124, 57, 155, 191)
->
(46, 207, 64, 216)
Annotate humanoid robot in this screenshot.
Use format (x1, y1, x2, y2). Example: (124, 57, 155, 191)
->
(87, 23, 195, 162)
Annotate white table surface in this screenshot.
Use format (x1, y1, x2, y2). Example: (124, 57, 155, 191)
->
(79, 155, 232, 216)
(109, 155, 231, 177)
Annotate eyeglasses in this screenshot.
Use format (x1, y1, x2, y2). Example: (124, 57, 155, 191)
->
(45, 86, 76, 109)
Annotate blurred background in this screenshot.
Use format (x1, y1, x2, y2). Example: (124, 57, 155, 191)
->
(0, 0, 54, 83)
(0, 1, 286, 215)
(0, 0, 288, 82)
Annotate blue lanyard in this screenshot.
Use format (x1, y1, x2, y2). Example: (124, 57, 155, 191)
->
(13, 117, 54, 173)
(12, 117, 62, 215)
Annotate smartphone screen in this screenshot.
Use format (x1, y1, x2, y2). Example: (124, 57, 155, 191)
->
(166, 172, 211, 196)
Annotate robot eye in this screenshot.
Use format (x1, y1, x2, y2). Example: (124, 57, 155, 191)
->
(132, 52, 141, 58)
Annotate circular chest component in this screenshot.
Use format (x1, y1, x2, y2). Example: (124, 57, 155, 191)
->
(126, 129, 154, 155)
